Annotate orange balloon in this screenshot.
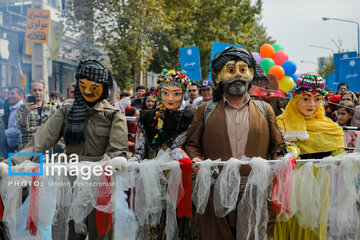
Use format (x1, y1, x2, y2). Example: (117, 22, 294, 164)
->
(269, 65, 285, 81)
(260, 44, 275, 58)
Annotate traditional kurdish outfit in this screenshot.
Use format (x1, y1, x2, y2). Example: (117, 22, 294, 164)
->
(131, 69, 196, 240)
(274, 73, 344, 240)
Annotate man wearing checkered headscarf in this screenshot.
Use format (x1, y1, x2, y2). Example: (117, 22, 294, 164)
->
(6, 60, 130, 240)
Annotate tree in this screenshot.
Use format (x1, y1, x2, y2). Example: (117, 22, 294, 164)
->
(317, 56, 335, 79)
(62, 0, 274, 89)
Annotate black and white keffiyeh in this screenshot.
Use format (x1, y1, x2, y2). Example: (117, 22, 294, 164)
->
(65, 60, 113, 145)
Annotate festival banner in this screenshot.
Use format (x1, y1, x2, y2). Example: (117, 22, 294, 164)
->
(333, 51, 357, 82)
(179, 46, 201, 81)
(338, 57, 360, 91)
(50, 20, 63, 60)
(209, 41, 243, 80)
(25, 8, 50, 43)
(325, 73, 337, 90)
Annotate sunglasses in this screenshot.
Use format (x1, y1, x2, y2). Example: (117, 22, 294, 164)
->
(188, 89, 198, 92)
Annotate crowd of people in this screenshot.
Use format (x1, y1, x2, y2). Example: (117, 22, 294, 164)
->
(0, 48, 358, 240)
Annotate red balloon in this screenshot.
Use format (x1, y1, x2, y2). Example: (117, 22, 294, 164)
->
(260, 44, 275, 58)
(273, 50, 289, 65)
(269, 65, 285, 81)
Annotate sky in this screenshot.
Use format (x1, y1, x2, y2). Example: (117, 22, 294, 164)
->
(260, 0, 360, 74)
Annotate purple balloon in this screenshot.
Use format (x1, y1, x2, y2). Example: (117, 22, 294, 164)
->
(252, 52, 263, 64)
(295, 71, 301, 79)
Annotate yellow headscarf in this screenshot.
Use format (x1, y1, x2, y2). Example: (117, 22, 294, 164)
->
(277, 94, 344, 155)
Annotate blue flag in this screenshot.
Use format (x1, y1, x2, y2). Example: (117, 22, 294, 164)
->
(334, 51, 357, 82)
(209, 42, 243, 81)
(179, 46, 201, 81)
(339, 57, 360, 91)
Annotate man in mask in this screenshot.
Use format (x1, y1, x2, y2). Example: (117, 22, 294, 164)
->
(0, 60, 129, 239)
(185, 47, 285, 240)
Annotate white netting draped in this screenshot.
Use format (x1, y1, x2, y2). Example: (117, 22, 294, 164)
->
(213, 158, 243, 217)
(134, 149, 183, 240)
(237, 157, 272, 240)
(1, 153, 360, 239)
(192, 159, 219, 214)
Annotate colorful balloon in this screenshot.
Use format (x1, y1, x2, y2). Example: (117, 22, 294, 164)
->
(260, 58, 275, 73)
(251, 52, 263, 64)
(272, 43, 284, 52)
(281, 60, 297, 76)
(279, 76, 295, 92)
(291, 73, 298, 81)
(269, 65, 285, 81)
(273, 50, 289, 66)
(260, 44, 275, 58)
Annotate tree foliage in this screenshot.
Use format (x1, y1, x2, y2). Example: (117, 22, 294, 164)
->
(62, 0, 274, 89)
(317, 56, 335, 79)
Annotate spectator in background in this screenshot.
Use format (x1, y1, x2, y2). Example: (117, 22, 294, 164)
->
(337, 100, 359, 150)
(356, 92, 360, 105)
(327, 89, 335, 98)
(4, 86, 23, 153)
(141, 92, 156, 113)
(181, 83, 203, 109)
(16, 80, 57, 150)
(337, 82, 349, 95)
(120, 91, 130, 100)
(115, 91, 133, 114)
(125, 106, 139, 153)
(200, 80, 214, 103)
(131, 85, 146, 109)
(340, 90, 357, 106)
(0, 87, 8, 109)
(0, 117, 7, 158)
(326, 95, 340, 122)
(67, 83, 76, 99)
(50, 91, 62, 104)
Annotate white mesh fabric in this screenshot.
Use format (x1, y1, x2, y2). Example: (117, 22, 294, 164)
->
(237, 157, 272, 240)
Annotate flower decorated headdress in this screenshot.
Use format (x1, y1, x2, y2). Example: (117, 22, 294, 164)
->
(151, 69, 191, 144)
(292, 72, 327, 97)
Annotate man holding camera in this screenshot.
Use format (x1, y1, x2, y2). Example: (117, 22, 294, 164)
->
(16, 80, 57, 150)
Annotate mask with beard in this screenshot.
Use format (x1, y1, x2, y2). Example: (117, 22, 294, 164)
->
(224, 78, 249, 97)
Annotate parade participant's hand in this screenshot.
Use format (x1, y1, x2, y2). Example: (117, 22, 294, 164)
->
(192, 157, 202, 176)
(0, 162, 8, 177)
(109, 157, 128, 173)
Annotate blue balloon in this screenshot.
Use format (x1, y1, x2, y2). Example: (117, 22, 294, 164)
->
(282, 60, 297, 76)
(291, 73, 298, 81)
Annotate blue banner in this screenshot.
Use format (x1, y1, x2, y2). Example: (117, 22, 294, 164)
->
(334, 51, 357, 82)
(0, 28, 20, 65)
(325, 73, 337, 90)
(338, 57, 360, 91)
(209, 42, 243, 80)
(179, 46, 201, 81)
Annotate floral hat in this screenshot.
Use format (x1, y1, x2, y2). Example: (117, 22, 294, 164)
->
(151, 69, 191, 144)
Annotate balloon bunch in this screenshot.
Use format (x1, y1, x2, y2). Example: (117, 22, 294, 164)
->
(252, 44, 300, 92)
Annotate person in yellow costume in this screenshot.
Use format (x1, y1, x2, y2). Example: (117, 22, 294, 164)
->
(274, 72, 344, 240)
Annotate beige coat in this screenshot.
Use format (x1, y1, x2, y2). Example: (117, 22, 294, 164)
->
(9, 100, 129, 164)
